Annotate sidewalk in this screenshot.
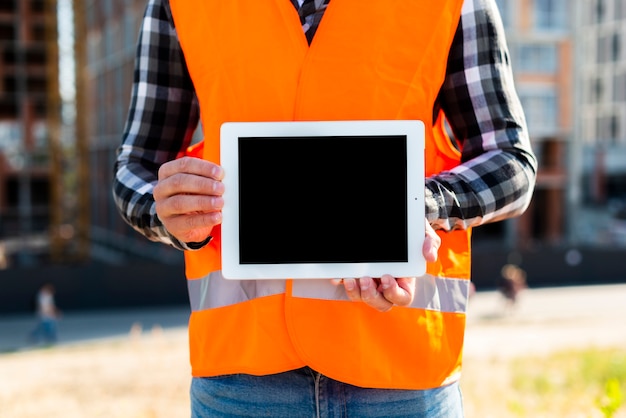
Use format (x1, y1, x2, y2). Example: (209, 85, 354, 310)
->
(1, 283, 625, 357)
(464, 283, 626, 359)
(0, 306, 190, 353)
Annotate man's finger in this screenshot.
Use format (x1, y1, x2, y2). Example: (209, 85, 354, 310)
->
(423, 220, 441, 262)
(379, 275, 414, 307)
(156, 194, 224, 218)
(343, 277, 394, 312)
(158, 156, 224, 181)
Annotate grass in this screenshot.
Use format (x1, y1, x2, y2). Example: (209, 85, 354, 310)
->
(1, 334, 625, 418)
(462, 348, 626, 418)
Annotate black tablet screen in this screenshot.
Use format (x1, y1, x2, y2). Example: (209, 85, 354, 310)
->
(237, 135, 408, 264)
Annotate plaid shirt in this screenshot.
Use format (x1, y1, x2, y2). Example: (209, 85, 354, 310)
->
(114, 0, 537, 250)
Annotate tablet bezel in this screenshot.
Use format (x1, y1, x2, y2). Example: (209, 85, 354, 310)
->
(220, 120, 425, 280)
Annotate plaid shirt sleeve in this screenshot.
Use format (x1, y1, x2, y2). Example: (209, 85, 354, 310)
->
(112, 0, 200, 250)
(113, 0, 537, 249)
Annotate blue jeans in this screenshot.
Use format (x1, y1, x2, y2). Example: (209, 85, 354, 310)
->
(29, 317, 57, 343)
(191, 367, 463, 417)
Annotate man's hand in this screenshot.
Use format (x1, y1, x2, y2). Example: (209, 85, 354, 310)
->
(153, 157, 225, 244)
(339, 219, 441, 312)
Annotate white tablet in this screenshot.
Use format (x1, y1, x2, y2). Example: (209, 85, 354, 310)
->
(220, 120, 426, 280)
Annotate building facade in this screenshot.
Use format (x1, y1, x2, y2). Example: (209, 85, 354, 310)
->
(0, 0, 52, 264)
(484, 0, 572, 250)
(7, 1, 623, 269)
(84, 0, 582, 262)
(83, 0, 182, 264)
(577, 0, 626, 245)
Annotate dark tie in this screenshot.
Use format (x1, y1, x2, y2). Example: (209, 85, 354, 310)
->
(297, 0, 318, 24)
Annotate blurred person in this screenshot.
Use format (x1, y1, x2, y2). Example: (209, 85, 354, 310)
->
(0, 243, 8, 269)
(498, 264, 528, 311)
(28, 283, 61, 344)
(113, 0, 537, 416)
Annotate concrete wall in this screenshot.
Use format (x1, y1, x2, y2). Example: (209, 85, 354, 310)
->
(0, 261, 188, 315)
(471, 246, 626, 290)
(1, 246, 625, 315)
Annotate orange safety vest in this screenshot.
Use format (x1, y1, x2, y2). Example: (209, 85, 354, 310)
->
(170, 0, 470, 390)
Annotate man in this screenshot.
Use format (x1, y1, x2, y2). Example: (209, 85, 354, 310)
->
(114, 0, 537, 416)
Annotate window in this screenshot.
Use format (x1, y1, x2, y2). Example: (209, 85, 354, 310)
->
(596, 0, 605, 23)
(517, 43, 558, 73)
(597, 35, 609, 63)
(614, 72, 626, 102)
(0, 1, 15, 13)
(534, 0, 568, 30)
(616, 0, 624, 19)
(104, 25, 113, 58)
(103, 0, 112, 19)
(519, 88, 558, 135)
(612, 33, 621, 62)
(610, 115, 619, 141)
(593, 77, 604, 103)
(596, 114, 621, 144)
(123, 11, 138, 54)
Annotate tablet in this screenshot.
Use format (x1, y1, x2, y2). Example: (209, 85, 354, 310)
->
(220, 120, 426, 280)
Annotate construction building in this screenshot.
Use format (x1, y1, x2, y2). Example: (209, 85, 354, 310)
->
(82, 0, 182, 265)
(1, 1, 625, 315)
(84, 0, 182, 264)
(0, 0, 180, 267)
(0, 0, 55, 265)
(0, 0, 579, 266)
(483, 0, 572, 250)
(575, 0, 626, 246)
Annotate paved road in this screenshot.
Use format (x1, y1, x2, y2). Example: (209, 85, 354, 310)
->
(0, 306, 190, 353)
(1, 283, 625, 357)
(464, 283, 626, 359)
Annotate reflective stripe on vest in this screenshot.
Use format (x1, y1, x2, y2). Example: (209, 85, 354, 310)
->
(189, 272, 470, 314)
(170, 0, 468, 389)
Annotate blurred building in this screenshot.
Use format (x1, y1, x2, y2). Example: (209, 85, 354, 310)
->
(0, 0, 187, 314)
(1, 1, 623, 273)
(0, 1, 589, 260)
(576, 0, 626, 245)
(0, 0, 53, 264)
(2, 0, 626, 314)
(486, 0, 572, 250)
(83, 0, 181, 265)
(0, 0, 183, 267)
